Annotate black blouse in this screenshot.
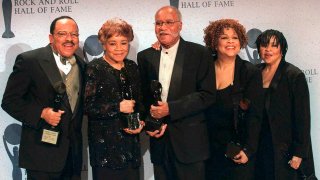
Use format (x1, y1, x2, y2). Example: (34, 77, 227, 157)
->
(84, 57, 144, 169)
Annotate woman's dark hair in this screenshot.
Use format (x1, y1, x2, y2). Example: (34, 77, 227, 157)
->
(255, 29, 288, 59)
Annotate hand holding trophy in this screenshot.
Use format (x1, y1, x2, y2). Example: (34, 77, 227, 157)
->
(144, 80, 163, 131)
(41, 81, 66, 145)
(120, 68, 140, 131)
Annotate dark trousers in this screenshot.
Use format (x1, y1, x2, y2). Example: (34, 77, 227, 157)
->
(153, 138, 206, 180)
(27, 150, 80, 180)
(154, 161, 205, 180)
(205, 149, 254, 180)
(92, 165, 140, 180)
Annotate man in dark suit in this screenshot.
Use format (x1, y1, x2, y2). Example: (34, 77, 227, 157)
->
(1, 16, 85, 180)
(137, 6, 215, 180)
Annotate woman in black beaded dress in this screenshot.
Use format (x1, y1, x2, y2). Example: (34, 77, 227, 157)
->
(84, 18, 145, 180)
(203, 19, 264, 180)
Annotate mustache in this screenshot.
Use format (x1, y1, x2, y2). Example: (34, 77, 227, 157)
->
(157, 31, 170, 35)
(63, 40, 75, 46)
(157, 31, 179, 37)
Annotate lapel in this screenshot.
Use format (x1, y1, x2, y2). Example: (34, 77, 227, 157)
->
(38, 45, 85, 117)
(70, 55, 85, 118)
(167, 38, 185, 101)
(231, 57, 244, 131)
(151, 49, 161, 79)
(260, 60, 287, 113)
(269, 60, 287, 92)
(38, 45, 72, 112)
(232, 56, 243, 93)
(38, 45, 64, 90)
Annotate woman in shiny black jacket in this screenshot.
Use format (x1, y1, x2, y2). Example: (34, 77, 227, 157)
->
(84, 18, 144, 180)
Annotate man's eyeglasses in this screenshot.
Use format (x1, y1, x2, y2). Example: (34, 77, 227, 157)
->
(54, 31, 79, 39)
(154, 21, 180, 27)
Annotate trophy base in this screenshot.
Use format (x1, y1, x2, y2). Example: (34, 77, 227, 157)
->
(121, 113, 140, 130)
(2, 31, 15, 38)
(144, 116, 162, 131)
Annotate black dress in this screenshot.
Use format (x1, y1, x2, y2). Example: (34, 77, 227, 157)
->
(84, 57, 144, 171)
(206, 84, 255, 180)
(255, 88, 276, 180)
(205, 57, 263, 180)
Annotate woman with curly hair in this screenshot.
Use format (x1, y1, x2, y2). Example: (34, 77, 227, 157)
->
(203, 19, 263, 179)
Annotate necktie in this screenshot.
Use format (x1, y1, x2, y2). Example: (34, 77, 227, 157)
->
(60, 56, 76, 65)
(60, 57, 67, 65)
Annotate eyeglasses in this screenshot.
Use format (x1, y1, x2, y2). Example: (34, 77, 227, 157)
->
(54, 31, 79, 39)
(154, 21, 180, 27)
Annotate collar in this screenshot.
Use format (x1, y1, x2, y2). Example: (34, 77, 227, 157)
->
(161, 39, 180, 55)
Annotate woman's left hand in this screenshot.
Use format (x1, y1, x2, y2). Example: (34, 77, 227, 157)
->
(123, 120, 145, 135)
(233, 150, 248, 164)
(289, 156, 302, 170)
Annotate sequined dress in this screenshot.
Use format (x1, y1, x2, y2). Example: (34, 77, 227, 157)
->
(84, 57, 144, 169)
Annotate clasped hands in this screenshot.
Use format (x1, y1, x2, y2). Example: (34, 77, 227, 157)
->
(146, 101, 169, 138)
(120, 99, 145, 135)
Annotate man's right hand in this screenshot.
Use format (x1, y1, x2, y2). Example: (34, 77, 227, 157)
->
(41, 107, 64, 126)
(146, 124, 167, 138)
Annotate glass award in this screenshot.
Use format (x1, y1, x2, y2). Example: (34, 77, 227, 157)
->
(120, 68, 140, 130)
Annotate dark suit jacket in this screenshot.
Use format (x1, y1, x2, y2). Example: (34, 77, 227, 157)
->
(137, 38, 215, 164)
(206, 56, 263, 157)
(232, 56, 264, 157)
(257, 60, 315, 179)
(1, 45, 85, 173)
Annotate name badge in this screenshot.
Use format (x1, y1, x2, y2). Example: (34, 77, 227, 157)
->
(41, 129, 60, 145)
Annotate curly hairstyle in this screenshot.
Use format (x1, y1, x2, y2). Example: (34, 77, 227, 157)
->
(203, 19, 248, 52)
(98, 18, 134, 44)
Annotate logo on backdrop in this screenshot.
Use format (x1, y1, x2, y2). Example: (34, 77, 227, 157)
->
(179, 0, 236, 8)
(83, 35, 103, 63)
(170, 0, 179, 8)
(13, 0, 79, 14)
(303, 68, 318, 84)
(2, 0, 80, 38)
(3, 123, 23, 180)
(245, 28, 262, 65)
(243, 28, 318, 84)
(2, 0, 15, 38)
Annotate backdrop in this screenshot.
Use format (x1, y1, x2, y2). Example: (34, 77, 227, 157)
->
(1, 0, 319, 179)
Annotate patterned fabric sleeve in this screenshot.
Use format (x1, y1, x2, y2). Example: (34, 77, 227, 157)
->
(84, 59, 120, 119)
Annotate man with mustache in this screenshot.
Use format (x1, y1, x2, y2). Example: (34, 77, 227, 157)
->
(138, 6, 215, 180)
(2, 16, 85, 180)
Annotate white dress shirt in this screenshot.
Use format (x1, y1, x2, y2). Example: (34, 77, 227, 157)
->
(158, 40, 180, 102)
(53, 52, 72, 75)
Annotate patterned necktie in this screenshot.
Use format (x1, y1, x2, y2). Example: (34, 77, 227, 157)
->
(60, 56, 76, 65)
(60, 57, 67, 65)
